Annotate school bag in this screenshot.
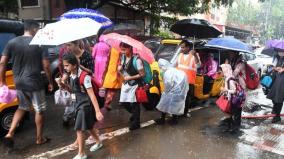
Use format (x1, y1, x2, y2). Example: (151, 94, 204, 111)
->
(228, 77, 246, 107)
(245, 63, 259, 90)
(79, 71, 105, 108)
(122, 55, 153, 84)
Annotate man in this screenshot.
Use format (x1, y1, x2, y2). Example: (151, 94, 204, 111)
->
(175, 40, 201, 118)
(0, 20, 53, 147)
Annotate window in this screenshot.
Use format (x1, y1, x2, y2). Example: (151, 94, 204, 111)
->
(20, 0, 39, 8)
(155, 44, 179, 62)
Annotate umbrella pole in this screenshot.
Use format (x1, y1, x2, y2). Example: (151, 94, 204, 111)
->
(193, 36, 195, 50)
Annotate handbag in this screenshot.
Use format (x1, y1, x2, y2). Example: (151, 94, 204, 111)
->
(54, 89, 72, 106)
(135, 86, 148, 103)
(216, 95, 231, 113)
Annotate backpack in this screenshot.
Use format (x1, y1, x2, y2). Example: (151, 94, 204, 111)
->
(79, 71, 105, 108)
(122, 55, 153, 84)
(228, 78, 246, 107)
(245, 63, 260, 90)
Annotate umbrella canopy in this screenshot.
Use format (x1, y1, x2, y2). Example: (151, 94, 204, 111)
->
(205, 37, 253, 53)
(100, 33, 155, 64)
(265, 40, 284, 50)
(59, 8, 112, 29)
(170, 18, 222, 38)
(261, 40, 284, 57)
(30, 18, 102, 46)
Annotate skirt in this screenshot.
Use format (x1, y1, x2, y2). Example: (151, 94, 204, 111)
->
(74, 105, 95, 131)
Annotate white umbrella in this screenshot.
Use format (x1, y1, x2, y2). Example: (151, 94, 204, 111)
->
(30, 18, 102, 46)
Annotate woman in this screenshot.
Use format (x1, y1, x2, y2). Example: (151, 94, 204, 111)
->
(155, 59, 189, 125)
(220, 64, 244, 132)
(118, 42, 145, 130)
(58, 53, 103, 159)
(267, 52, 284, 123)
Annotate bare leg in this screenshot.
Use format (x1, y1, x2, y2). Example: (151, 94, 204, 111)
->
(76, 130, 86, 156)
(35, 112, 45, 144)
(88, 128, 101, 144)
(5, 109, 26, 138)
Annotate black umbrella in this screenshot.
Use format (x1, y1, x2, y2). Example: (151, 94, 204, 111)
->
(261, 48, 283, 57)
(170, 18, 222, 38)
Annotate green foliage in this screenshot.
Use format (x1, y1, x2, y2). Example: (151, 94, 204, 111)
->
(227, 0, 284, 42)
(154, 30, 173, 38)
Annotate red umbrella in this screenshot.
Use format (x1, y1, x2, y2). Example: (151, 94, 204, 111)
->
(100, 33, 155, 64)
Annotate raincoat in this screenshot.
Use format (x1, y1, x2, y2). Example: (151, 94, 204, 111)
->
(103, 48, 122, 89)
(156, 59, 189, 115)
(92, 39, 110, 86)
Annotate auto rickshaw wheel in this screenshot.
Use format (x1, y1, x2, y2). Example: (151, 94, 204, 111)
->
(0, 107, 24, 137)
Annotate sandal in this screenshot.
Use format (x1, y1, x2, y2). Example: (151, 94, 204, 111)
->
(36, 137, 51, 145)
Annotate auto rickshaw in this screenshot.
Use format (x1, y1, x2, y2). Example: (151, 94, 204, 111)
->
(154, 38, 224, 101)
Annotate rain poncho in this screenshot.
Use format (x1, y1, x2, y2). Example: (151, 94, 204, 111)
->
(92, 38, 110, 86)
(156, 59, 189, 115)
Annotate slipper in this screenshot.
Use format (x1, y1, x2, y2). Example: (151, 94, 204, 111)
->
(36, 137, 51, 145)
(2, 137, 14, 148)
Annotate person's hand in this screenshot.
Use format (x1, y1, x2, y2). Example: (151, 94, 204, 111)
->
(279, 68, 284, 73)
(123, 76, 131, 81)
(47, 83, 54, 92)
(96, 111, 104, 121)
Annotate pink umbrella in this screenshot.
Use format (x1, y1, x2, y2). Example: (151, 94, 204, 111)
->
(100, 33, 155, 64)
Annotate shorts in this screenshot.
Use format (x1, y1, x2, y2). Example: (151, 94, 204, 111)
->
(17, 89, 47, 113)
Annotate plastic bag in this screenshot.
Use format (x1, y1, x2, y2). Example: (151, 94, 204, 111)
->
(156, 67, 189, 115)
(54, 89, 72, 106)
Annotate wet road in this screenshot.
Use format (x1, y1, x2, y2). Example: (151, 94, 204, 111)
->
(0, 89, 283, 159)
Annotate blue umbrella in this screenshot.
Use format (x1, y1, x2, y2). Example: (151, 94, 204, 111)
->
(59, 8, 113, 29)
(205, 37, 253, 53)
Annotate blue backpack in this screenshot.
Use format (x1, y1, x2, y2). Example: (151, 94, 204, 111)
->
(122, 55, 153, 84)
(261, 75, 273, 88)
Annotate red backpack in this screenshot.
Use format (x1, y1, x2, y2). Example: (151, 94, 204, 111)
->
(245, 63, 259, 90)
(79, 71, 105, 108)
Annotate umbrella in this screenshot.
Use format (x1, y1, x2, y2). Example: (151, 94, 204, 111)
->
(265, 40, 284, 50)
(205, 37, 253, 54)
(59, 8, 112, 29)
(105, 23, 142, 34)
(100, 33, 155, 64)
(261, 40, 284, 57)
(170, 18, 222, 38)
(30, 18, 102, 46)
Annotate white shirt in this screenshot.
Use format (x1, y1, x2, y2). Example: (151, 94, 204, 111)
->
(70, 68, 92, 89)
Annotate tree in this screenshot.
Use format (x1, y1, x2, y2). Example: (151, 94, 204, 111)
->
(227, 0, 284, 43)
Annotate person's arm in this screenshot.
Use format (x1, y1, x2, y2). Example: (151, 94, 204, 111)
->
(83, 75, 103, 121)
(0, 56, 9, 86)
(192, 50, 201, 67)
(79, 65, 93, 74)
(42, 48, 53, 92)
(43, 58, 53, 92)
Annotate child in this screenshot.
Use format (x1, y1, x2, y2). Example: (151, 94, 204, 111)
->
(220, 64, 244, 132)
(59, 53, 103, 159)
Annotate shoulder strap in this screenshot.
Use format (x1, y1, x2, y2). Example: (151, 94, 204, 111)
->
(79, 71, 88, 86)
(227, 77, 236, 90)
